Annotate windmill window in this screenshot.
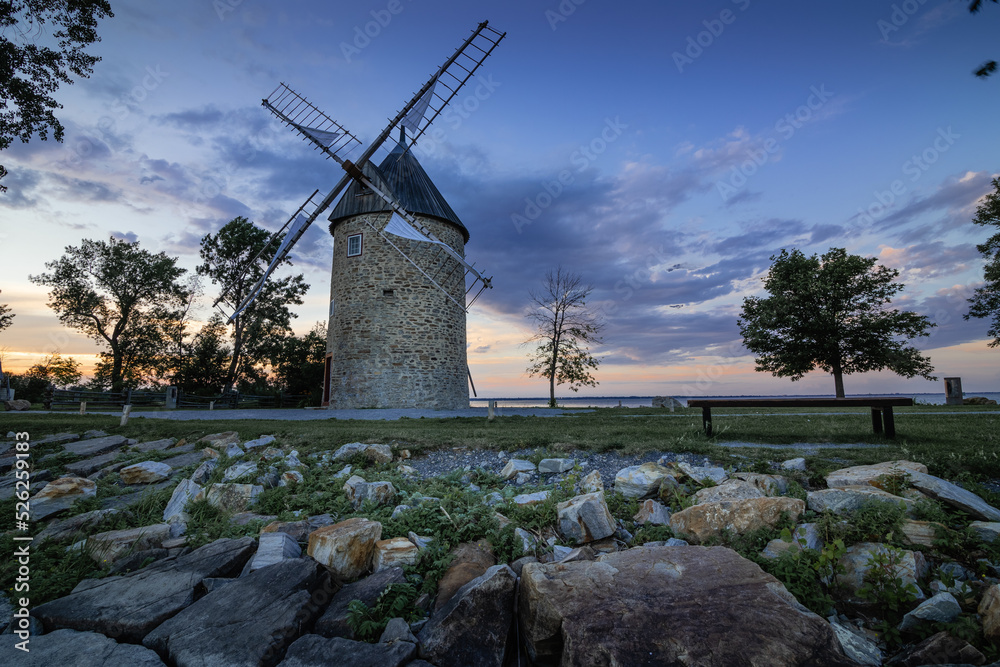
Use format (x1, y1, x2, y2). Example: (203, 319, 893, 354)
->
(346, 234, 363, 257)
(382, 289, 395, 297)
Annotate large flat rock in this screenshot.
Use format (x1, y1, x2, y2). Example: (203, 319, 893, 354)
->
(64, 450, 122, 477)
(32, 536, 256, 642)
(64, 435, 129, 457)
(519, 545, 854, 666)
(0, 628, 165, 666)
(143, 557, 335, 667)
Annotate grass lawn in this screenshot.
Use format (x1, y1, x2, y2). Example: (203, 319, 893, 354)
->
(6, 404, 998, 482)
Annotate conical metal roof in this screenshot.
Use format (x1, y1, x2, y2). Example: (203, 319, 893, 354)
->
(328, 141, 469, 242)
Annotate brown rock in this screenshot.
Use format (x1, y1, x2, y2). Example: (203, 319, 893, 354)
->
(30, 476, 97, 521)
(434, 540, 495, 611)
(519, 545, 853, 666)
(120, 461, 172, 485)
(307, 517, 382, 581)
(901, 520, 945, 547)
(373, 537, 419, 571)
(979, 584, 1000, 641)
(197, 431, 240, 447)
(670, 497, 806, 543)
(261, 514, 336, 542)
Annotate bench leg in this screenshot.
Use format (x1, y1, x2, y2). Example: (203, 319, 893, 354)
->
(870, 408, 884, 435)
(703, 407, 712, 436)
(883, 406, 896, 438)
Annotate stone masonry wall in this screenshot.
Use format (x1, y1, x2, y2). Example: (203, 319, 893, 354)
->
(326, 212, 468, 409)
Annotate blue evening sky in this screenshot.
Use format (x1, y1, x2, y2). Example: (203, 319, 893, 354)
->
(1, 0, 998, 397)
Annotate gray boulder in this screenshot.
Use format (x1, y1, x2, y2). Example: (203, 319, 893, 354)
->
(32, 537, 256, 642)
(278, 634, 415, 667)
(314, 567, 406, 639)
(143, 557, 335, 667)
(519, 545, 853, 666)
(418, 564, 517, 667)
(0, 628, 165, 666)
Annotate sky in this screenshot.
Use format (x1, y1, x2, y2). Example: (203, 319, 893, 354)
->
(1, 0, 998, 398)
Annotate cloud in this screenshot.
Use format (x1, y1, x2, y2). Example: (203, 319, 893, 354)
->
(111, 231, 140, 243)
(878, 242, 981, 282)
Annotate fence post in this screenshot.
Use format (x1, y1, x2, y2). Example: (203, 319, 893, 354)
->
(79, 401, 86, 415)
(44, 384, 55, 410)
(121, 405, 132, 426)
(233, 391, 239, 409)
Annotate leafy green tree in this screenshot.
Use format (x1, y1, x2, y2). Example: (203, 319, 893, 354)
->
(965, 177, 1000, 345)
(738, 248, 936, 398)
(30, 236, 190, 391)
(172, 317, 232, 394)
(197, 217, 308, 394)
(1, 1, 114, 189)
(27, 352, 81, 387)
(274, 322, 327, 404)
(524, 268, 604, 408)
(0, 290, 13, 332)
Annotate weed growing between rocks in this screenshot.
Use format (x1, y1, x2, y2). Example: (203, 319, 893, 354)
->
(346, 582, 422, 641)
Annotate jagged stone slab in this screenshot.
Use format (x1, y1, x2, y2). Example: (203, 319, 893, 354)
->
(538, 458, 575, 473)
(133, 438, 177, 452)
(120, 461, 172, 485)
(36, 433, 81, 446)
(314, 567, 406, 638)
(731, 472, 789, 495)
(677, 462, 728, 485)
(557, 491, 615, 544)
(36, 509, 126, 543)
(829, 620, 882, 666)
(519, 545, 853, 666)
(205, 483, 263, 512)
(633, 499, 671, 526)
(825, 460, 928, 488)
(87, 523, 173, 564)
(373, 537, 419, 571)
(32, 536, 257, 642)
(418, 564, 517, 667)
(64, 450, 122, 477)
(614, 463, 675, 498)
(0, 628, 165, 666)
(30, 476, 97, 521)
(806, 486, 914, 514)
(500, 458, 536, 479)
(332, 442, 393, 464)
(907, 470, 1000, 521)
(163, 479, 203, 522)
(836, 542, 928, 600)
(899, 591, 960, 631)
(247, 532, 302, 573)
(198, 431, 240, 448)
(143, 557, 333, 667)
(243, 435, 276, 450)
(278, 635, 415, 667)
(64, 435, 128, 458)
(158, 451, 204, 470)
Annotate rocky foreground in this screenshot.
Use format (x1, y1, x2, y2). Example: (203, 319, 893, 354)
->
(4, 430, 1000, 666)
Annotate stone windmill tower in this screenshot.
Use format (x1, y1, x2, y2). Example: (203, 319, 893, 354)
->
(324, 138, 471, 409)
(218, 22, 504, 410)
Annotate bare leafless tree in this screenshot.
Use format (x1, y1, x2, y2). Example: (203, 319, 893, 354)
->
(524, 268, 604, 408)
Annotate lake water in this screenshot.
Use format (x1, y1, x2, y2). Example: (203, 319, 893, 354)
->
(469, 393, 1000, 409)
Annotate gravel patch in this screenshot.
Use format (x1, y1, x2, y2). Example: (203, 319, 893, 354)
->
(405, 447, 720, 489)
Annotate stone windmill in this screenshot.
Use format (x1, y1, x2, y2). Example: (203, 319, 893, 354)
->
(218, 22, 505, 409)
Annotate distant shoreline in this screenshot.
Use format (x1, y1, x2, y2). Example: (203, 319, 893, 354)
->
(470, 392, 1000, 408)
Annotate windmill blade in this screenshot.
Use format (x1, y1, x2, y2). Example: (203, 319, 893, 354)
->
(399, 22, 506, 148)
(342, 20, 506, 177)
(217, 188, 335, 322)
(262, 84, 362, 164)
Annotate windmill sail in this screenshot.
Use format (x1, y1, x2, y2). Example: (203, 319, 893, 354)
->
(384, 212, 445, 245)
(221, 21, 505, 322)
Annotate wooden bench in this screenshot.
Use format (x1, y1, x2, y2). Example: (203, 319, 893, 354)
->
(685, 397, 914, 438)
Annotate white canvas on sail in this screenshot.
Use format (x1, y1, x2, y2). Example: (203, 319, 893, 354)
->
(383, 212, 445, 245)
(402, 79, 437, 135)
(298, 125, 342, 147)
